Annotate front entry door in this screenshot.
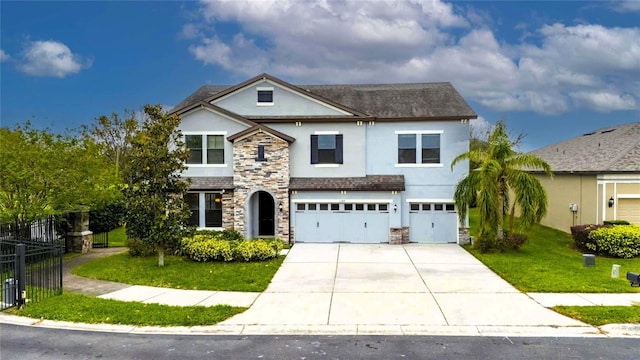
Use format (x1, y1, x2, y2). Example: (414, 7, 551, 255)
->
(258, 191, 275, 236)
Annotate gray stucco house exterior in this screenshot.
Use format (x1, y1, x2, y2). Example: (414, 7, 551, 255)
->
(170, 73, 477, 244)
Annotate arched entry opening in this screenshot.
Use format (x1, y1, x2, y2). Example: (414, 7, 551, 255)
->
(248, 191, 275, 238)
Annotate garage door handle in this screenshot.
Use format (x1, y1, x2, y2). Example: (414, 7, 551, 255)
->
(316, 222, 319, 228)
(364, 222, 367, 228)
(432, 223, 434, 228)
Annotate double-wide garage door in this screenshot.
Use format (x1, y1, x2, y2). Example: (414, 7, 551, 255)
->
(294, 202, 390, 243)
(409, 202, 458, 243)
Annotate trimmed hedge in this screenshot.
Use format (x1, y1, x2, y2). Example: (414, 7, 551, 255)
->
(603, 220, 631, 226)
(587, 225, 640, 258)
(570, 224, 610, 253)
(182, 233, 283, 262)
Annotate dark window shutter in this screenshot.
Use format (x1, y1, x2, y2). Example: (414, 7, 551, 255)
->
(335, 134, 343, 164)
(311, 135, 319, 164)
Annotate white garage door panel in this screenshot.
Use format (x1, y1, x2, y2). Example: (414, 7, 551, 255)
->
(618, 198, 640, 225)
(409, 203, 457, 244)
(294, 203, 389, 243)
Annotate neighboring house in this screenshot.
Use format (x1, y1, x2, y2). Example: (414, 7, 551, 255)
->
(170, 73, 477, 244)
(530, 122, 640, 232)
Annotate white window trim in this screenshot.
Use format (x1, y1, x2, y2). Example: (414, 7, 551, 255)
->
(406, 199, 454, 203)
(395, 163, 444, 168)
(618, 194, 640, 199)
(292, 199, 393, 204)
(314, 130, 340, 135)
(395, 130, 444, 134)
(396, 130, 443, 166)
(314, 164, 340, 168)
(183, 132, 227, 166)
(257, 86, 274, 106)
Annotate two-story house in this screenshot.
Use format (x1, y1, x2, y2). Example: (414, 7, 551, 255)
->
(170, 74, 477, 244)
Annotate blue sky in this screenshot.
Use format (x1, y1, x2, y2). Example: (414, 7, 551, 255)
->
(1, 0, 639, 151)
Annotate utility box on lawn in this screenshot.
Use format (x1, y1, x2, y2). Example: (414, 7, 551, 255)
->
(582, 254, 595, 267)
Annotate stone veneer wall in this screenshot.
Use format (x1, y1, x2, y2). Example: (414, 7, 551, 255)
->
(222, 191, 234, 229)
(458, 227, 470, 245)
(389, 227, 410, 245)
(232, 131, 290, 241)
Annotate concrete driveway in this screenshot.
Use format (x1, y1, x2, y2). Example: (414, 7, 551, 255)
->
(220, 243, 595, 335)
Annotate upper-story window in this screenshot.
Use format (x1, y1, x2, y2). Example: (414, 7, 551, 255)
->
(257, 87, 274, 106)
(311, 134, 343, 164)
(185, 134, 225, 165)
(396, 131, 443, 166)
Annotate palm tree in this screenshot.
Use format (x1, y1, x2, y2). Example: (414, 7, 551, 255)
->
(451, 121, 552, 247)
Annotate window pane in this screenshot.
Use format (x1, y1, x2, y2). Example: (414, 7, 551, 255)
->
(410, 203, 420, 211)
(446, 204, 455, 211)
(186, 135, 202, 164)
(318, 149, 337, 163)
(367, 204, 375, 211)
(434, 204, 444, 211)
(331, 204, 339, 211)
(398, 149, 416, 163)
(207, 149, 224, 164)
(296, 203, 305, 211)
(345, 204, 353, 211)
(379, 204, 388, 211)
(319, 204, 329, 210)
(257, 145, 266, 161)
(185, 193, 199, 227)
(422, 203, 432, 211)
(308, 203, 317, 210)
(257, 90, 273, 103)
(205, 193, 222, 227)
(318, 135, 336, 149)
(398, 134, 416, 149)
(421, 134, 440, 163)
(355, 204, 364, 211)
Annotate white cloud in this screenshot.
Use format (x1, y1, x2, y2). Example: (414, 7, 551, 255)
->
(17, 40, 91, 78)
(613, 0, 640, 13)
(470, 116, 492, 139)
(0, 49, 10, 62)
(185, 0, 640, 114)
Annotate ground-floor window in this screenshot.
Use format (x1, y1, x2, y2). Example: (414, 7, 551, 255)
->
(186, 192, 223, 228)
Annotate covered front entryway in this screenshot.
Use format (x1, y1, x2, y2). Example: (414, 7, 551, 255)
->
(248, 191, 275, 238)
(294, 202, 390, 243)
(409, 202, 458, 243)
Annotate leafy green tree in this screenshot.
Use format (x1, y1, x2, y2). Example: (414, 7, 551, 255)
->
(451, 120, 552, 250)
(0, 124, 120, 228)
(81, 110, 139, 182)
(123, 105, 191, 266)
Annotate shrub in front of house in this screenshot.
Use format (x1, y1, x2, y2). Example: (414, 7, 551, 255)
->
(603, 220, 631, 226)
(587, 225, 640, 258)
(570, 224, 610, 253)
(181, 234, 283, 262)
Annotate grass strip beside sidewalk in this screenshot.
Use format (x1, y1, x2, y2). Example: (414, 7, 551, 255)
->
(6, 292, 246, 327)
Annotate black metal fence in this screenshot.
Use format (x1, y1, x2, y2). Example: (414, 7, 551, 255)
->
(92, 231, 109, 248)
(0, 217, 64, 310)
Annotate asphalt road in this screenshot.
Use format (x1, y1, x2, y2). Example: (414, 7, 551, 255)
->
(1, 324, 637, 360)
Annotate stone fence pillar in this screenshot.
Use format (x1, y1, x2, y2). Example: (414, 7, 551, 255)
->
(66, 211, 93, 254)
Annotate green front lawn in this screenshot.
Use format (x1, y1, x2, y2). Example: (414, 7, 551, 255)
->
(106, 226, 127, 247)
(553, 305, 640, 326)
(73, 253, 284, 292)
(465, 208, 640, 293)
(6, 292, 245, 327)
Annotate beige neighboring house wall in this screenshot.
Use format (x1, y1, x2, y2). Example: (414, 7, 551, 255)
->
(530, 122, 640, 233)
(534, 174, 597, 232)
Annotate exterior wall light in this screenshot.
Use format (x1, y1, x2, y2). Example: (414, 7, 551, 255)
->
(279, 203, 283, 212)
(608, 197, 615, 208)
(393, 204, 397, 212)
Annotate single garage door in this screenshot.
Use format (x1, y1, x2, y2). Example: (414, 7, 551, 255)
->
(294, 202, 390, 243)
(618, 198, 640, 225)
(409, 202, 458, 243)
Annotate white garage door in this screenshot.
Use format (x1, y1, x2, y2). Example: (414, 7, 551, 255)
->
(294, 202, 390, 243)
(409, 203, 458, 243)
(618, 198, 640, 225)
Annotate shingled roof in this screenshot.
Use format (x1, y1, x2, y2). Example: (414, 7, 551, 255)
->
(188, 177, 234, 190)
(530, 122, 640, 173)
(289, 175, 405, 191)
(172, 77, 476, 120)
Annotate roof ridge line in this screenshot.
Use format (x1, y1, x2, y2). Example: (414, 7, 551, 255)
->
(602, 123, 640, 170)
